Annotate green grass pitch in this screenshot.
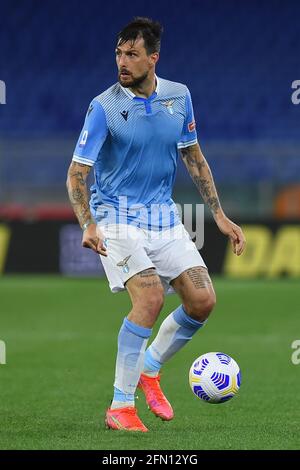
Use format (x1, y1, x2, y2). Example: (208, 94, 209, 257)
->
(0, 275, 299, 450)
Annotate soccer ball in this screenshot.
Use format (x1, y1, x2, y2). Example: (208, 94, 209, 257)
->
(189, 352, 241, 404)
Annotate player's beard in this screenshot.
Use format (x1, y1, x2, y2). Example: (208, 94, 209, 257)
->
(118, 70, 149, 88)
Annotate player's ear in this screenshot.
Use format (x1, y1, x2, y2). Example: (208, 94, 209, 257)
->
(149, 52, 159, 66)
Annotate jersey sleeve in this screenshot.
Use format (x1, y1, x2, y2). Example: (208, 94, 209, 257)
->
(72, 99, 108, 166)
(177, 88, 198, 149)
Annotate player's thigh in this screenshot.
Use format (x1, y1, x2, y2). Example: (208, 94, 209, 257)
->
(150, 223, 207, 287)
(126, 268, 164, 308)
(100, 223, 154, 293)
(171, 266, 215, 300)
(171, 266, 216, 320)
(126, 268, 165, 326)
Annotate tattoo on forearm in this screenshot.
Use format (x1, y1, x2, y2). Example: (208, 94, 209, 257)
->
(181, 145, 221, 216)
(193, 176, 221, 214)
(186, 267, 212, 289)
(67, 162, 93, 228)
(71, 187, 84, 203)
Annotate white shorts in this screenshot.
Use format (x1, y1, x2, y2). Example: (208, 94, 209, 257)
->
(99, 223, 206, 294)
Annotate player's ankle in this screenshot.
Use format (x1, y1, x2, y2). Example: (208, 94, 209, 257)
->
(142, 370, 160, 378)
(110, 400, 134, 410)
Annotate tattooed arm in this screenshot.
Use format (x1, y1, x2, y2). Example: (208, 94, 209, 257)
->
(180, 143, 246, 256)
(66, 161, 107, 256)
(180, 143, 222, 218)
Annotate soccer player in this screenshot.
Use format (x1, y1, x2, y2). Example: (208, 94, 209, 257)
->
(66, 17, 246, 432)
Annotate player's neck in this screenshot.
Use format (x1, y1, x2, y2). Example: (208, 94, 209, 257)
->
(129, 73, 156, 99)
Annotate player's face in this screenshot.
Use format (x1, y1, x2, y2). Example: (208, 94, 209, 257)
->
(116, 37, 158, 88)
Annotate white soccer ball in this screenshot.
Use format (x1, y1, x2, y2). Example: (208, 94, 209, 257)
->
(189, 352, 241, 403)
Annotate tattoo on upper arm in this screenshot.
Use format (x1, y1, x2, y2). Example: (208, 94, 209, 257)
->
(186, 267, 212, 289)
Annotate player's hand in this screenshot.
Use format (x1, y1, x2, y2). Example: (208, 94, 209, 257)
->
(82, 224, 108, 256)
(215, 215, 246, 256)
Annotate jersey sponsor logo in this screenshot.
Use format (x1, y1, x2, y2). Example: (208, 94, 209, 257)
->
(120, 110, 129, 121)
(79, 130, 88, 147)
(116, 255, 131, 273)
(188, 120, 196, 132)
(161, 99, 174, 115)
(224, 225, 300, 278)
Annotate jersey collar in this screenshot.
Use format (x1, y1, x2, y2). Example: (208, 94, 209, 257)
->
(120, 75, 160, 100)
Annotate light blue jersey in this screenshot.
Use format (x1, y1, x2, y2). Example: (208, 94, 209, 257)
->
(73, 76, 197, 230)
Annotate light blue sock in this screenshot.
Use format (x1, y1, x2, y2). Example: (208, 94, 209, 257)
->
(112, 318, 152, 408)
(144, 305, 206, 375)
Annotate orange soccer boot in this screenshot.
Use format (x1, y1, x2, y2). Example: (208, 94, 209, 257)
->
(138, 373, 174, 421)
(105, 406, 148, 432)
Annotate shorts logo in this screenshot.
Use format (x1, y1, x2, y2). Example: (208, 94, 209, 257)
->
(117, 255, 131, 273)
(161, 100, 175, 115)
(79, 130, 88, 147)
(188, 120, 196, 132)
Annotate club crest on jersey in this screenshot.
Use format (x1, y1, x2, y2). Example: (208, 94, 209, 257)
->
(161, 100, 175, 115)
(117, 255, 131, 273)
(79, 130, 88, 147)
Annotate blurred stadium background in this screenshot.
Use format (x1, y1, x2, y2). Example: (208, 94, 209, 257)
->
(0, 0, 299, 451)
(0, 0, 299, 277)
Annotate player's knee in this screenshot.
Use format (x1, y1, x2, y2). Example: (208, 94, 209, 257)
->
(184, 291, 216, 322)
(140, 289, 164, 320)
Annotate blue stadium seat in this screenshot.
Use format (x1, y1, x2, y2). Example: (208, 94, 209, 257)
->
(0, 0, 299, 189)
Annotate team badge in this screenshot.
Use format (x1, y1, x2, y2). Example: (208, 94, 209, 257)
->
(161, 100, 175, 115)
(117, 255, 131, 273)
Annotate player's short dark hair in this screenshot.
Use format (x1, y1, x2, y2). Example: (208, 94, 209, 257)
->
(117, 17, 163, 55)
